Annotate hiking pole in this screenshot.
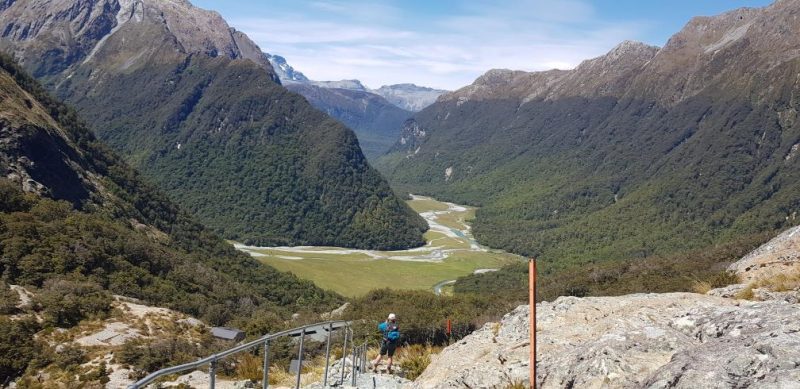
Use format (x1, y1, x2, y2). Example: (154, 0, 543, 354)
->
(529, 257, 537, 389)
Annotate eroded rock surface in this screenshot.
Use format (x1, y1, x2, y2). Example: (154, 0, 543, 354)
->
(412, 293, 800, 389)
(729, 225, 800, 283)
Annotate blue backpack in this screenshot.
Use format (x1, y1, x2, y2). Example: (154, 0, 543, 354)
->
(379, 321, 400, 342)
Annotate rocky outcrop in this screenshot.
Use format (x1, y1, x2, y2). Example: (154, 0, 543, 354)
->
(728, 225, 800, 283)
(390, 119, 428, 155)
(413, 293, 800, 389)
(267, 53, 309, 83)
(0, 0, 276, 79)
(435, 40, 657, 105)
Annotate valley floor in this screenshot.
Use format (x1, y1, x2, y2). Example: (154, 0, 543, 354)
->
(234, 195, 523, 296)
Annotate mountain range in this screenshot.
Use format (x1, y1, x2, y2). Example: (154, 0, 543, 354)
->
(265, 54, 447, 158)
(0, 0, 427, 249)
(378, 1, 800, 271)
(266, 54, 447, 112)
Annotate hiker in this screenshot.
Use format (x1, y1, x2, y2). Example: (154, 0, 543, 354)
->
(371, 313, 400, 373)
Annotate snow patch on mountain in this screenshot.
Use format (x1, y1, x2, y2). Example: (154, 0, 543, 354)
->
(264, 52, 447, 111)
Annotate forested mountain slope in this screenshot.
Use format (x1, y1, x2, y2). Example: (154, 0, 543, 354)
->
(284, 82, 412, 159)
(378, 1, 800, 267)
(0, 0, 426, 249)
(0, 53, 342, 378)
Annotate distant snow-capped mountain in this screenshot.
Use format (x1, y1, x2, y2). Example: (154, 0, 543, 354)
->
(373, 83, 447, 112)
(266, 54, 309, 82)
(265, 54, 447, 112)
(310, 79, 368, 91)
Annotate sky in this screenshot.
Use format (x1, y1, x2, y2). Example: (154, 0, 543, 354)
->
(193, 0, 773, 90)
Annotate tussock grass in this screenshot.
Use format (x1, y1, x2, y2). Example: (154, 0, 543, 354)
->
(691, 280, 714, 294)
(735, 285, 755, 300)
(734, 268, 800, 301)
(691, 271, 740, 294)
(255, 355, 329, 387)
(235, 352, 263, 382)
(503, 381, 528, 389)
(753, 270, 800, 292)
(396, 344, 441, 381)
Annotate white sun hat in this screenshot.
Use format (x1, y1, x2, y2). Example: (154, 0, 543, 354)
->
(388, 313, 396, 320)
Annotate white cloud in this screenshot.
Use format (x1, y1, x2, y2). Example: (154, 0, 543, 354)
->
(224, 0, 651, 90)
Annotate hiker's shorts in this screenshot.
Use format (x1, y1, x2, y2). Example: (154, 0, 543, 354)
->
(380, 340, 397, 357)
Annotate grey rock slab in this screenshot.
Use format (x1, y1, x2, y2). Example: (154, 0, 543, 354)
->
(728, 225, 800, 283)
(410, 293, 800, 389)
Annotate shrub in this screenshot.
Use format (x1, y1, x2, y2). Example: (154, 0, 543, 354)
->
(0, 316, 40, 380)
(235, 352, 263, 382)
(51, 343, 87, 370)
(0, 282, 19, 314)
(116, 338, 210, 377)
(346, 289, 516, 346)
(34, 278, 112, 327)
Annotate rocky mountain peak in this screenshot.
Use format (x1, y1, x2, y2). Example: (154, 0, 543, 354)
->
(436, 40, 660, 106)
(266, 53, 309, 82)
(377, 83, 430, 91)
(627, 0, 800, 104)
(474, 68, 527, 87)
(310, 79, 368, 91)
(372, 83, 448, 112)
(0, 0, 276, 79)
(265, 53, 447, 111)
(604, 40, 660, 62)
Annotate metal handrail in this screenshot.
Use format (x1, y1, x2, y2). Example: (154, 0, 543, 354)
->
(127, 320, 350, 389)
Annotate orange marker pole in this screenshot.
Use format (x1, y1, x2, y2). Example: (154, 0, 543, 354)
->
(529, 258, 537, 388)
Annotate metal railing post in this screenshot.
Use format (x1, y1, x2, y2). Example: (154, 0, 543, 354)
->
(323, 323, 333, 387)
(351, 342, 357, 386)
(209, 359, 217, 389)
(340, 327, 349, 385)
(262, 339, 270, 389)
(295, 327, 306, 389)
(361, 345, 367, 373)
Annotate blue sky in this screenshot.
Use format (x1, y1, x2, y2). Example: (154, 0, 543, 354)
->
(193, 0, 773, 90)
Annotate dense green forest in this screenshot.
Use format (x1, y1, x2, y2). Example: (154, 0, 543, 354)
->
(453, 231, 768, 302)
(27, 31, 426, 250)
(0, 0, 427, 250)
(379, 76, 800, 269)
(285, 83, 413, 160)
(0, 54, 342, 381)
(345, 288, 523, 346)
